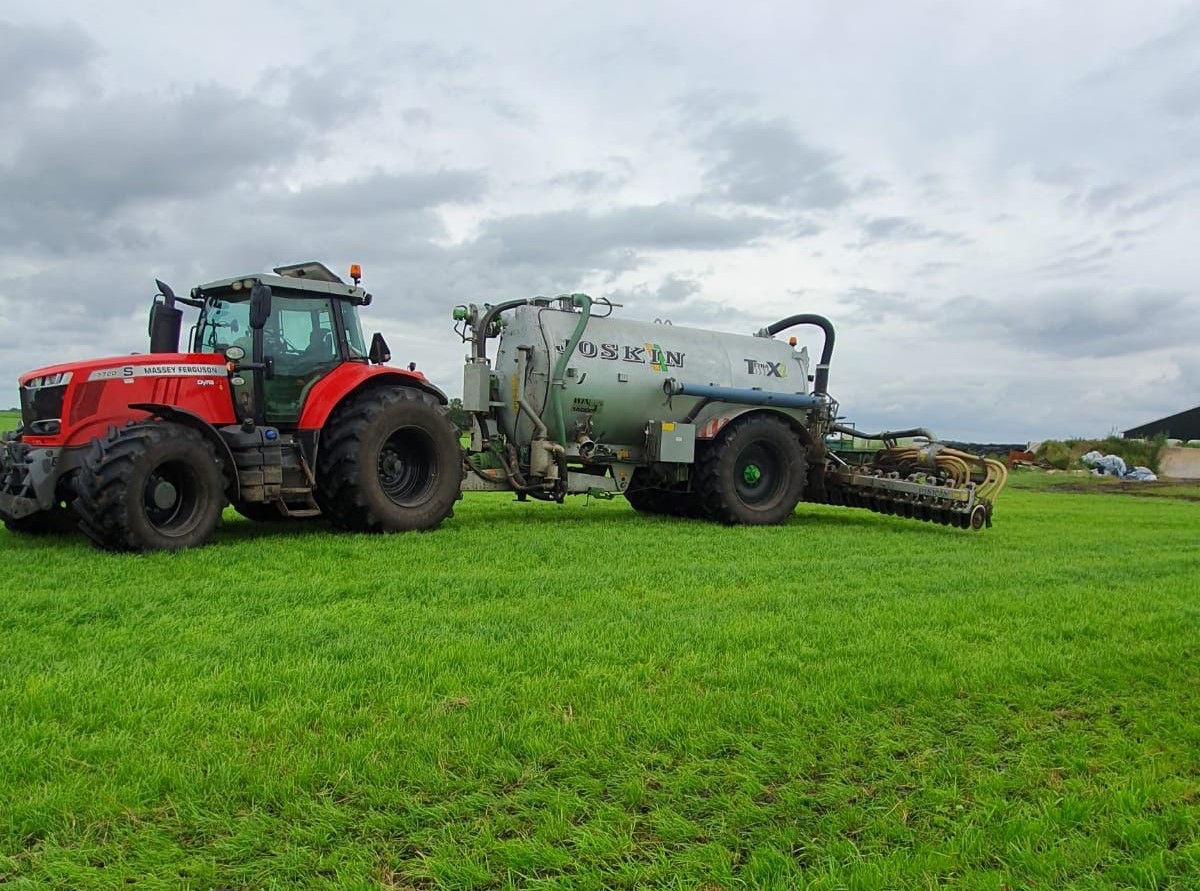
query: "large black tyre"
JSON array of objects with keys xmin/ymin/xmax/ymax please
[
  {"xmin": 73, "ymin": 423, "xmax": 227, "ymax": 552},
  {"xmin": 695, "ymin": 414, "xmax": 806, "ymax": 525},
  {"xmin": 315, "ymin": 386, "xmax": 462, "ymax": 533}
]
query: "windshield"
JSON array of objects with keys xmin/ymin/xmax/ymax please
[
  {"xmin": 195, "ymin": 291, "xmax": 367, "ymax": 358},
  {"xmin": 195, "ymin": 295, "xmax": 250, "ymax": 353}
]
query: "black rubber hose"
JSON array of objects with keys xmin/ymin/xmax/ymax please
[
  {"xmin": 763, "ymin": 314, "xmax": 835, "ymax": 394},
  {"xmin": 830, "ymin": 424, "xmax": 937, "ymax": 442}
]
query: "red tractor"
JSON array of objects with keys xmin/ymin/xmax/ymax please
[{"xmin": 1, "ymin": 263, "xmax": 463, "ymax": 551}]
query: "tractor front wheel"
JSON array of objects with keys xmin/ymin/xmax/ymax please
[
  {"xmin": 695, "ymin": 414, "xmax": 806, "ymax": 525},
  {"xmin": 74, "ymin": 423, "xmax": 227, "ymax": 552},
  {"xmin": 316, "ymin": 387, "xmax": 462, "ymax": 533}
]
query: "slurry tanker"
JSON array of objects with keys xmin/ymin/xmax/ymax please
[{"xmin": 1, "ymin": 262, "xmax": 1005, "ymax": 550}]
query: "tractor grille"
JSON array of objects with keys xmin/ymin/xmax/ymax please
[{"xmin": 20, "ymin": 383, "xmax": 67, "ymax": 432}]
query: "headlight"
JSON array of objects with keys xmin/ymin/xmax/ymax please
[{"xmin": 25, "ymin": 371, "xmax": 72, "ymax": 389}]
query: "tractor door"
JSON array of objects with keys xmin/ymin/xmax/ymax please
[{"xmin": 261, "ymin": 295, "xmax": 342, "ymax": 427}]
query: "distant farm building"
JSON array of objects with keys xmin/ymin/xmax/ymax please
[{"xmin": 1124, "ymin": 406, "xmax": 1200, "ymax": 441}]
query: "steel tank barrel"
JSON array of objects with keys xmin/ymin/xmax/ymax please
[{"xmin": 492, "ymin": 306, "xmax": 812, "ymax": 447}]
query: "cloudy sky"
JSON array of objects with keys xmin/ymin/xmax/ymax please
[{"xmin": 2, "ymin": 1, "xmax": 1197, "ymax": 441}]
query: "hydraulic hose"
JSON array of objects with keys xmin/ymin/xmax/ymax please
[
  {"xmin": 548, "ymin": 294, "xmax": 592, "ymax": 445},
  {"xmin": 761, "ymin": 314, "xmax": 835, "ymax": 395}
]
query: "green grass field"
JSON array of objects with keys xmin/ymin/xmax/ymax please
[
  {"xmin": 1, "ymin": 473, "xmax": 1198, "ymax": 889},
  {"xmin": 0, "ymin": 410, "xmax": 19, "ymax": 432}
]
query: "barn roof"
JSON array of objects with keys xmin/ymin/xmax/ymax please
[{"xmin": 1124, "ymin": 405, "xmax": 1200, "ymax": 440}]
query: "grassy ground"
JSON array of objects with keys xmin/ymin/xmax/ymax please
[
  {"xmin": 0, "ymin": 410, "xmax": 20, "ymax": 432},
  {"xmin": 1, "ymin": 480, "xmax": 1198, "ymax": 889}
]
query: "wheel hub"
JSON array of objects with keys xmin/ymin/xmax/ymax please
[
  {"xmin": 742, "ymin": 463, "xmax": 762, "ymax": 486},
  {"xmin": 377, "ymin": 427, "xmax": 436, "ymax": 506},
  {"xmin": 152, "ymin": 479, "xmax": 178, "ymax": 510}
]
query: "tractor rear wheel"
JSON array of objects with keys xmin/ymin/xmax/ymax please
[
  {"xmin": 695, "ymin": 414, "xmax": 806, "ymax": 525},
  {"xmin": 74, "ymin": 423, "xmax": 227, "ymax": 552},
  {"xmin": 316, "ymin": 387, "xmax": 462, "ymax": 533}
]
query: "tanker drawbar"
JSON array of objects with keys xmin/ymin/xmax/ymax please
[{"xmin": 453, "ymin": 294, "xmax": 1007, "ymax": 530}]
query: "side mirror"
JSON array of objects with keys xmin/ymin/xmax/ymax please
[
  {"xmin": 249, "ymin": 282, "xmax": 273, "ymax": 330},
  {"xmin": 369, "ymin": 332, "xmax": 391, "ymax": 365}
]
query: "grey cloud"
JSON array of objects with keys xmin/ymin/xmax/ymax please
[
  {"xmin": 836, "ymin": 287, "xmax": 913, "ymax": 325},
  {"xmin": 1036, "ymin": 245, "xmax": 1113, "ymax": 277},
  {"xmin": 1117, "ymin": 180, "xmax": 1200, "ymax": 215},
  {"xmin": 600, "ymin": 277, "xmax": 761, "ymax": 332},
  {"xmin": 401, "ymin": 107, "xmax": 434, "ymax": 127},
  {"xmin": 856, "ymin": 216, "xmax": 970, "ymax": 248},
  {"xmin": 261, "ymin": 63, "xmax": 383, "ymax": 127},
  {"xmin": 672, "ymin": 88, "xmax": 757, "ymax": 124},
  {"xmin": 913, "ymin": 261, "xmax": 960, "ymax": 278},
  {"xmin": 0, "ymin": 21, "xmax": 97, "ymax": 107},
  {"xmin": 284, "ymin": 169, "xmax": 488, "ymax": 215},
  {"xmin": 1163, "ymin": 70, "xmax": 1200, "ymax": 117},
  {"xmin": 469, "ymin": 203, "xmax": 776, "ymax": 270},
  {"xmin": 962, "ymin": 289, "xmax": 1197, "ymax": 358},
  {"xmin": 603, "ymin": 275, "xmax": 702, "ymax": 310},
  {"xmin": 1033, "ymin": 165, "xmax": 1087, "ymax": 187},
  {"xmin": 1083, "ymin": 182, "xmax": 1134, "ymax": 211},
  {"xmin": 0, "ymin": 85, "xmax": 310, "ymax": 253},
  {"xmin": 548, "ymin": 170, "xmax": 610, "ymax": 192},
  {"xmin": 837, "ymin": 286, "xmax": 1197, "ymax": 360},
  {"xmin": 1060, "ymin": 177, "xmax": 1195, "ymax": 219},
  {"xmin": 695, "ymin": 117, "xmax": 852, "ymax": 210},
  {"xmin": 546, "ymin": 164, "xmax": 632, "ymax": 194},
  {"xmin": 1123, "ymin": 6, "xmax": 1200, "ymax": 66}
]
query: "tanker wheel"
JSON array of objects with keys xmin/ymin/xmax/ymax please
[
  {"xmin": 696, "ymin": 414, "xmax": 806, "ymax": 525},
  {"xmin": 316, "ymin": 386, "xmax": 462, "ymax": 533},
  {"xmin": 73, "ymin": 423, "xmax": 227, "ymax": 552}
]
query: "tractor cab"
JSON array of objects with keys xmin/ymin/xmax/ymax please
[{"xmin": 187, "ymin": 262, "xmax": 383, "ymax": 428}]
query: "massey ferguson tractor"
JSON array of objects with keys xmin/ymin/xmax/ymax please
[
  {"xmin": 1, "ymin": 261, "xmax": 1007, "ymax": 552},
  {"xmin": 1, "ymin": 263, "xmax": 463, "ymax": 550}
]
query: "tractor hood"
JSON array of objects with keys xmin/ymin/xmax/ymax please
[
  {"xmin": 18, "ymin": 353, "xmax": 226, "ymax": 388},
  {"xmin": 17, "ymin": 353, "xmax": 236, "ymax": 447}
]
